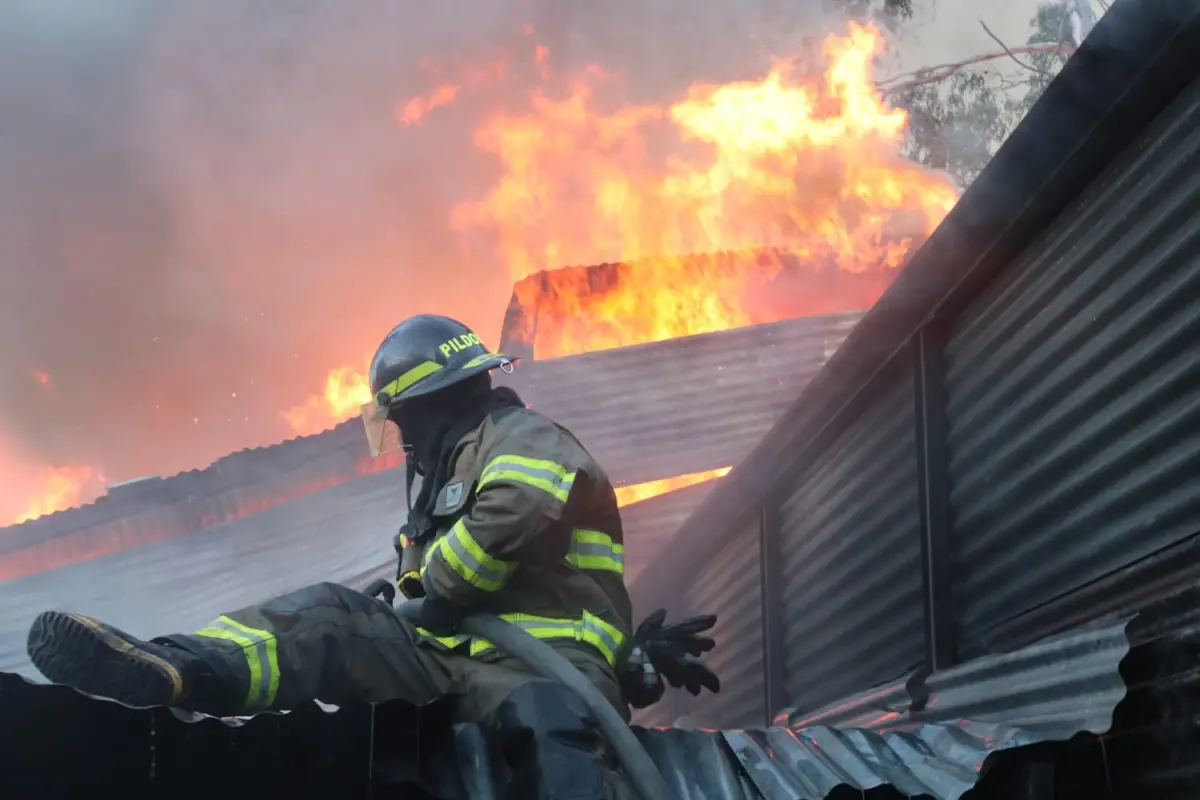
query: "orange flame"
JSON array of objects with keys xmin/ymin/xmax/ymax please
[
  {"xmin": 280, "ymin": 365, "xmax": 372, "ymax": 435},
  {"xmin": 301, "ymin": 21, "xmax": 959, "ymax": 426},
  {"xmin": 615, "ymin": 467, "xmax": 732, "ymax": 507},
  {"xmin": 451, "ymin": 22, "xmax": 958, "ymax": 358},
  {"xmin": 32, "ymin": 370, "xmax": 52, "ymax": 387},
  {"xmin": 397, "ymin": 56, "xmax": 509, "ymax": 126},
  {"xmin": 12, "ymin": 465, "xmax": 96, "ymax": 524},
  {"xmin": 397, "ymin": 84, "xmax": 460, "ymax": 126}
]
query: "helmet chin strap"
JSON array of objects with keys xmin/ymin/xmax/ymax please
[{"xmin": 404, "ymin": 446, "xmax": 419, "ymax": 514}]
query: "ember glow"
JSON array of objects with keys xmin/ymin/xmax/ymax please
[
  {"xmin": 396, "ymin": 57, "xmax": 508, "ymax": 127},
  {"xmin": 281, "ymin": 365, "xmax": 373, "ymax": 437},
  {"xmin": 397, "ymin": 84, "xmax": 460, "ymax": 126},
  {"xmin": 615, "ymin": 467, "xmax": 733, "ymax": 508},
  {"xmin": 0, "ymin": 393, "xmax": 103, "ymax": 525},
  {"xmin": 292, "ymin": 21, "xmax": 958, "ymax": 431},
  {"xmin": 12, "ymin": 465, "xmax": 96, "ymax": 525}
]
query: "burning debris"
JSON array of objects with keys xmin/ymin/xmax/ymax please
[
  {"xmin": 497, "ymin": 249, "xmax": 901, "ymax": 360},
  {"xmin": 614, "ymin": 468, "xmax": 733, "ymax": 508},
  {"xmin": 283, "ymin": 21, "xmax": 958, "ymax": 436},
  {"xmin": 4, "ymin": 19, "xmax": 959, "ymax": 523},
  {"xmin": 10, "ymin": 465, "xmax": 96, "ymax": 526}
]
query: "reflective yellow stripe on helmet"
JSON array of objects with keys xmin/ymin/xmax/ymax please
[
  {"xmin": 192, "ymin": 615, "xmax": 280, "ymax": 710},
  {"xmin": 566, "ymin": 528, "xmax": 624, "ymax": 575},
  {"xmin": 378, "ymin": 360, "xmax": 443, "ymax": 402},
  {"xmin": 416, "ymin": 611, "xmax": 625, "ymax": 665},
  {"xmin": 479, "ymin": 455, "xmax": 576, "ymax": 503}
]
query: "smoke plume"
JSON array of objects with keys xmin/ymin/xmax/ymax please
[{"xmin": 0, "ymin": 0, "xmax": 1049, "ymax": 521}]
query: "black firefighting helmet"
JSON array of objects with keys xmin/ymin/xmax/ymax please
[{"xmin": 362, "ymin": 315, "xmax": 515, "ymax": 456}]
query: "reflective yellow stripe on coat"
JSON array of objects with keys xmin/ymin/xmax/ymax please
[
  {"xmin": 416, "ymin": 611, "xmax": 625, "ymax": 665},
  {"xmin": 566, "ymin": 528, "xmax": 624, "ymax": 575},
  {"xmin": 192, "ymin": 615, "xmax": 281, "ymax": 710},
  {"xmin": 435, "ymin": 518, "xmax": 517, "ymax": 591},
  {"xmin": 420, "ymin": 526, "xmax": 624, "ymax": 583},
  {"xmin": 479, "ymin": 454, "xmax": 577, "ymax": 503}
]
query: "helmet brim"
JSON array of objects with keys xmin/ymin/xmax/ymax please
[
  {"xmin": 384, "ymin": 353, "xmax": 517, "ymax": 405},
  {"xmin": 362, "ymin": 353, "xmax": 517, "ymax": 458}
]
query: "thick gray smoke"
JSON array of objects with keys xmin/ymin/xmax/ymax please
[
  {"xmin": 0, "ymin": 0, "xmax": 1047, "ymax": 510},
  {"xmin": 0, "ymin": 1, "xmax": 783, "ymax": 486}
]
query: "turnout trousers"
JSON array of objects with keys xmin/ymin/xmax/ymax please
[{"xmin": 168, "ymin": 581, "xmax": 633, "ymax": 800}]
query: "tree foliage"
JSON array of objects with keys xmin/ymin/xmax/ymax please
[{"xmin": 890, "ymin": 2, "xmax": 1082, "ymax": 187}]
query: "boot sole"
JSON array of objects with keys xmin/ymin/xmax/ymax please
[{"xmin": 27, "ymin": 611, "xmax": 183, "ymax": 707}]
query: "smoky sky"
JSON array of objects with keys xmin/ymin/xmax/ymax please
[{"xmin": 0, "ymin": 0, "xmax": 838, "ymax": 486}]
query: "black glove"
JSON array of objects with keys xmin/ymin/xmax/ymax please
[
  {"xmin": 397, "ymin": 570, "xmax": 426, "ymax": 600},
  {"xmin": 416, "ymin": 591, "xmax": 464, "ymax": 637},
  {"xmin": 635, "ymin": 609, "xmax": 721, "ymax": 697},
  {"xmin": 363, "ymin": 578, "xmax": 396, "ymax": 606},
  {"xmin": 616, "ymin": 643, "xmax": 666, "ymax": 709}
]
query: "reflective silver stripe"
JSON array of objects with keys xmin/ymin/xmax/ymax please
[
  {"xmin": 472, "ymin": 613, "xmax": 625, "ymax": 664},
  {"xmin": 439, "ymin": 520, "xmax": 515, "ymax": 591},
  {"xmin": 566, "ymin": 529, "xmax": 625, "ymax": 573},
  {"xmin": 196, "ymin": 617, "xmax": 276, "ymax": 709},
  {"xmin": 414, "ymin": 611, "xmax": 627, "ymax": 665},
  {"xmin": 580, "ymin": 612, "xmax": 624, "ymax": 663},
  {"xmin": 569, "ymin": 541, "xmax": 621, "ymax": 560},
  {"xmin": 483, "ymin": 461, "xmax": 568, "ymax": 486},
  {"xmin": 479, "ymin": 456, "xmax": 576, "ymax": 503}
]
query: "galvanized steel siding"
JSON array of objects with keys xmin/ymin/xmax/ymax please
[
  {"xmin": 505, "ymin": 312, "xmax": 863, "ymax": 486},
  {"xmin": 944, "ymin": 78, "xmax": 1200, "ymax": 655},
  {"xmin": 621, "ymin": 482, "xmax": 718, "ymax": 586},
  {"xmin": 673, "ymin": 514, "xmax": 765, "ymax": 729},
  {"xmin": 776, "ymin": 370, "xmax": 924, "ymax": 715}
]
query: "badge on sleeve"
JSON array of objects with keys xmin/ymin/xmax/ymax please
[{"xmin": 434, "ymin": 479, "xmax": 474, "ymax": 517}]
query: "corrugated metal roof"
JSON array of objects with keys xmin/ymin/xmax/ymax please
[
  {"xmin": 0, "ymin": 469, "xmax": 406, "ymax": 677},
  {"xmin": 10, "ymin": 596, "xmax": 1200, "ymax": 798},
  {"xmin": 0, "ymin": 417, "xmax": 373, "ymax": 539},
  {"xmin": 503, "ymin": 311, "xmax": 864, "ymax": 487},
  {"xmin": 782, "ymin": 615, "xmax": 1130, "ymax": 736},
  {"xmin": 3, "ymin": 309, "xmax": 860, "ymax": 577},
  {"xmin": 0, "ymin": 469, "xmax": 712, "ymax": 678}
]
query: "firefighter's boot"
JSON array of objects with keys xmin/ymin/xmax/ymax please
[{"xmin": 27, "ymin": 610, "xmax": 234, "ymax": 713}]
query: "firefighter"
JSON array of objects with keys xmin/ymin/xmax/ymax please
[{"xmin": 26, "ymin": 314, "xmax": 719, "ymax": 799}]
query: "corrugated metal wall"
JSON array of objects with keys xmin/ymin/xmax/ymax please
[
  {"xmin": 505, "ymin": 312, "xmax": 863, "ymax": 486},
  {"xmin": 945, "ymin": 78, "xmax": 1200, "ymax": 657},
  {"xmin": 621, "ymin": 482, "xmax": 719, "ymax": 586},
  {"xmin": 673, "ymin": 514, "xmax": 765, "ymax": 729},
  {"xmin": 774, "ymin": 369, "xmax": 924, "ymax": 715},
  {"xmin": 624, "ymin": 25, "xmax": 1200, "ymax": 732}
]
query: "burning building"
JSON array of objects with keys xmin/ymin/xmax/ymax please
[
  {"xmin": 0, "ymin": 251, "xmax": 869, "ymax": 675},
  {"xmin": 13, "ymin": 8, "xmax": 1200, "ymax": 797},
  {"xmin": 0, "ymin": 16, "xmax": 961, "ymax": 660}
]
